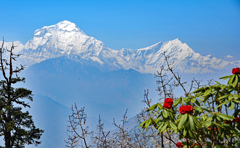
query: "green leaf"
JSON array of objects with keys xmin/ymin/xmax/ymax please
[
  {"xmin": 188, "ymin": 130, "xmax": 194, "ymax": 138},
  {"xmin": 183, "ymin": 128, "xmax": 187, "ymax": 136},
  {"xmin": 185, "ymin": 119, "xmax": 190, "ymax": 130},
  {"xmin": 215, "ymin": 81, "xmax": 222, "ymax": 85},
  {"xmin": 169, "ymin": 112, "xmax": 174, "ymax": 120},
  {"xmin": 189, "ymin": 115, "xmax": 195, "ymax": 130},
  {"xmin": 178, "ymin": 114, "xmax": 188, "ymax": 129},
  {"xmin": 157, "ymin": 103, "xmax": 163, "ymax": 109},
  {"xmin": 195, "ymin": 99, "xmax": 200, "ymax": 106},
  {"xmin": 233, "ymin": 75, "xmax": 239, "ymax": 88},
  {"xmin": 157, "ymin": 122, "xmax": 164, "ymax": 131},
  {"xmin": 152, "ymin": 109, "xmax": 161, "ymax": 117},
  {"xmin": 191, "ymin": 97, "xmax": 196, "ymax": 103},
  {"xmin": 218, "ymin": 95, "xmax": 228, "ymax": 101},
  {"xmin": 173, "ymin": 98, "xmax": 181, "ymax": 107},
  {"xmin": 213, "ymin": 122, "xmax": 224, "ymax": 128},
  {"xmin": 145, "ymin": 119, "xmax": 152, "ymax": 127},
  {"xmin": 147, "ymin": 103, "xmax": 158, "ymax": 111},
  {"xmin": 170, "ymin": 122, "xmax": 177, "ymax": 130},
  {"xmin": 229, "ymin": 101, "xmax": 235, "ymax": 110},
  {"xmin": 233, "ymin": 100, "xmax": 240, "ymax": 104},
  {"xmin": 215, "ymin": 100, "xmax": 229, "ymax": 109},
  {"xmin": 162, "ymin": 109, "xmax": 168, "ymax": 118},
  {"xmin": 228, "ymin": 75, "xmax": 235, "ymax": 85},
  {"xmin": 228, "ymin": 95, "xmax": 233, "ymax": 101},
  {"xmin": 204, "ymin": 89, "xmax": 211, "ymax": 96},
  {"xmin": 205, "ymin": 121, "xmax": 212, "ymax": 127},
  {"xmin": 139, "ymin": 120, "xmax": 147, "ymax": 128},
  {"xmin": 160, "ymin": 122, "xmax": 168, "ymax": 133},
  {"xmin": 202, "ymin": 114, "xmax": 208, "ymax": 120},
  {"xmin": 202, "ymin": 107, "xmax": 211, "ymax": 112},
  {"xmin": 192, "ymin": 87, "xmax": 204, "ymax": 93},
  {"xmin": 216, "ymin": 116, "xmax": 221, "ymax": 121},
  {"xmin": 219, "ymin": 75, "xmax": 232, "ymax": 80},
  {"xmin": 217, "ymin": 113, "xmax": 232, "ymax": 120},
  {"xmin": 192, "ymin": 116, "xmax": 201, "ymax": 127},
  {"xmin": 233, "ymin": 94, "xmax": 240, "ymax": 100}
]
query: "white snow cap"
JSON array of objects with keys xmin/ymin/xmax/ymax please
[
  {"xmin": 34, "ymin": 20, "xmax": 86, "ymax": 37},
  {"xmin": 53, "ymin": 20, "xmax": 86, "ymax": 33},
  {"xmin": 4, "ymin": 20, "xmax": 239, "ymax": 74}
]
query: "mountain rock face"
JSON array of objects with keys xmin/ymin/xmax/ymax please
[{"xmin": 4, "ymin": 20, "xmax": 239, "ymax": 73}]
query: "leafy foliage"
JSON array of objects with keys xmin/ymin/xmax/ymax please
[
  {"xmin": 0, "ymin": 40, "xmax": 44, "ymax": 147},
  {"xmin": 140, "ymin": 68, "xmax": 240, "ymax": 147}
]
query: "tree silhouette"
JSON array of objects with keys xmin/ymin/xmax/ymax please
[{"xmin": 0, "ymin": 40, "xmax": 44, "ymax": 148}]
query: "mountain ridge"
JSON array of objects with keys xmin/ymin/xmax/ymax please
[{"xmin": 2, "ymin": 20, "xmax": 239, "ymax": 73}]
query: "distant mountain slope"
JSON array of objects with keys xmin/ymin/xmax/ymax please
[
  {"xmin": 2, "ymin": 20, "xmax": 239, "ymax": 74},
  {"xmin": 23, "ymin": 56, "xmax": 158, "ymax": 126}
]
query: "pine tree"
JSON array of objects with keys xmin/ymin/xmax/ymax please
[{"xmin": 0, "ymin": 40, "xmax": 44, "ymax": 148}]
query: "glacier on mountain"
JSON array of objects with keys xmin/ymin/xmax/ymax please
[{"xmin": 3, "ymin": 20, "xmax": 239, "ymax": 74}]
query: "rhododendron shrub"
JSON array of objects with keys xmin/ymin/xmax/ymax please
[{"xmin": 140, "ymin": 67, "xmax": 240, "ymax": 148}]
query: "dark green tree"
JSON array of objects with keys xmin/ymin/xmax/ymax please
[{"xmin": 0, "ymin": 40, "xmax": 44, "ymax": 148}]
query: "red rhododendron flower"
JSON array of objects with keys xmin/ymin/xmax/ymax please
[
  {"xmin": 163, "ymin": 98, "xmax": 173, "ymax": 109},
  {"xmin": 179, "ymin": 106, "xmax": 186, "ymax": 114},
  {"xmin": 179, "ymin": 105, "xmax": 193, "ymax": 114},
  {"xmin": 163, "ymin": 103, "xmax": 171, "ymax": 109},
  {"xmin": 234, "ymin": 117, "xmax": 240, "ymax": 123},
  {"xmin": 176, "ymin": 142, "xmax": 183, "ymax": 147},
  {"xmin": 232, "ymin": 68, "xmax": 240, "ymax": 74}
]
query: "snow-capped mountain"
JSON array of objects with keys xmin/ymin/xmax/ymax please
[
  {"xmin": 0, "ymin": 40, "xmax": 24, "ymax": 54},
  {"xmin": 4, "ymin": 20, "xmax": 239, "ymax": 73},
  {"xmin": 18, "ymin": 20, "xmax": 108, "ymax": 66}
]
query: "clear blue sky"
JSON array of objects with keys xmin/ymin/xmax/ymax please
[{"xmin": 0, "ymin": 0, "xmax": 240, "ymax": 59}]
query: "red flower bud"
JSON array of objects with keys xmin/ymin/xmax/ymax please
[
  {"xmin": 176, "ymin": 142, "xmax": 183, "ymax": 147},
  {"xmin": 179, "ymin": 105, "xmax": 193, "ymax": 114},
  {"xmin": 163, "ymin": 98, "xmax": 173, "ymax": 109},
  {"xmin": 232, "ymin": 68, "xmax": 240, "ymax": 74}
]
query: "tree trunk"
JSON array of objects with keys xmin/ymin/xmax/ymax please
[
  {"xmin": 5, "ymin": 131, "xmax": 11, "ymax": 148},
  {"xmin": 161, "ymin": 133, "xmax": 164, "ymax": 148}
]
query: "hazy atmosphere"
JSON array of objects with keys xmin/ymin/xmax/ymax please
[{"xmin": 0, "ymin": 0, "xmax": 240, "ymax": 148}]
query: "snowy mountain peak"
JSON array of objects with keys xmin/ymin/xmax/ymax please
[
  {"xmin": 24, "ymin": 20, "xmax": 99, "ymax": 50},
  {"xmin": 163, "ymin": 38, "xmax": 184, "ymax": 46},
  {"xmin": 33, "ymin": 20, "xmax": 86, "ymax": 37},
  {"xmin": 21, "ymin": 21, "xmax": 105, "ymax": 65},
  {"xmin": 52, "ymin": 20, "xmax": 85, "ymax": 34},
  {"xmin": 171, "ymin": 38, "xmax": 180, "ymax": 42},
  {"xmin": 5, "ymin": 20, "xmax": 238, "ymax": 74}
]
